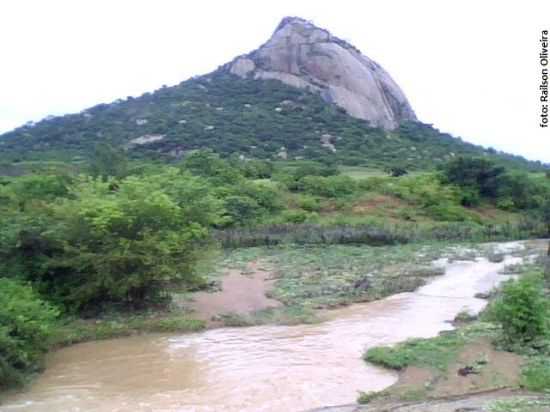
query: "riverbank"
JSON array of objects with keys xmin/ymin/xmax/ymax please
[
  {"xmin": 329, "ymin": 240, "xmax": 550, "ymax": 412},
  {"xmin": 52, "ymin": 239, "xmax": 532, "ymax": 346},
  {"xmin": 3, "ymin": 240, "xmax": 545, "ymax": 411}
]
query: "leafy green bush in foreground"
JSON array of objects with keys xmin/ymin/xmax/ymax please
[
  {"xmin": 520, "ymin": 357, "xmax": 550, "ymax": 391},
  {"xmin": 1, "ymin": 168, "xmax": 223, "ymax": 312},
  {"xmin": 488, "ymin": 273, "xmax": 549, "ymax": 346},
  {"xmin": 0, "ymin": 278, "xmax": 59, "ymax": 389}
]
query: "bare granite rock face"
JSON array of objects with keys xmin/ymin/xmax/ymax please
[{"xmin": 225, "ymin": 17, "xmax": 417, "ymax": 130}]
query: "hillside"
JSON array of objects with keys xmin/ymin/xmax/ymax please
[
  {"xmin": 0, "ymin": 17, "xmax": 545, "ymax": 172},
  {"xmin": 0, "ymin": 73, "xmax": 543, "ymax": 171}
]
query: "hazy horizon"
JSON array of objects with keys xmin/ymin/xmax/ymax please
[{"xmin": 1, "ymin": 0, "xmax": 549, "ymax": 162}]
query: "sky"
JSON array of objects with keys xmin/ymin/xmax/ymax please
[{"xmin": 1, "ymin": 0, "xmax": 549, "ymax": 162}]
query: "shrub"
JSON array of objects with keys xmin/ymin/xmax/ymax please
[
  {"xmin": 88, "ymin": 143, "xmax": 128, "ymax": 180},
  {"xmin": 387, "ymin": 166, "xmax": 408, "ymax": 177},
  {"xmin": 7, "ymin": 169, "xmax": 222, "ymax": 312},
  {"xmin": 440, "ymin": 157, "xmax": 506, "ymax": 199},
  {"xmin": 182, "ymin": 150, "xmax": 243, "ymax": 185},
  {"xmin": 281, "ymin": 210, "xmax": 312, "ymax": 224},
  {"xmin": 239, "ymin": 160, "xmax": 274, "ymax": 179},
  {"xmin": 489, "ymin": 274, "xmax": 548, "ymax": 345},
  {"xmin": 292, "ymin": 163, "xmax": 340, "ymax": 179},
  {"xmin": 520, "ymin": 357, "xmax": 550, "ymax": 391},
  {"xmin": 223, "ymin": 195, "xmax": 262, "ymax": 225},
  {"xmin": 0, "ymin": 278, "xmax": 59, "ymax": 389},
  {"xmin": 460, "ymin": 190, "xmax": 481, "ymax": 207},
  {"xmin": 221, "ymin": 182, "xmax": 283, "ymax": 226},
  {"xmin": 296, "ymin": 195, "xmax": 321, "ymax": 212},
  {"xmin": 424, "ymin": 203, "xmax": 471, "ymax": 222},
  {"xmin": 301, "ymin": 175, "xmax": 356, "ymax": 197}
]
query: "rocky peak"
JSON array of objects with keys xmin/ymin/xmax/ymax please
[{"xmin": 226, "ymin": 17, "xmax": 416, "ymax": 130}]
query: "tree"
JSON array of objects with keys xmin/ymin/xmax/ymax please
[
  {"xmin": 440, "ymin": 157, "xmax": 505, "ymax": 199},
  {"xmin": 0, "ymin": 278, "xmax": 58, "ymax": 389},
  {"xmin": 540, "ymin": 198, "xmax": 550, "ymax": 236},
  {"xmin": 387, "ymin": 166, "xmax": 408, "ymax": 177},
  {"xmin": 181, "ymin": 150, "xmax": 243, "ymax": 185},
  {"xmin": 88, "ymin": 143, "xmax": 128, "ymax": 181},
  {"xmin": 538, "ymin": 198, "xmax": 550, "ymax": 277},
  {"xmin": 490, "ymin": 274, "xmax": 548, "ymax": 345},
  {"xmin": 8, "ymin": 174, "xmax": 71, "ymax": 211},
  {"xmin": 223, "ymin": 195, "xmax": 261, "ymax": 225},
  {"xmin": 8, "ymin": 169, "xmax": 223, "ymax": 312}
]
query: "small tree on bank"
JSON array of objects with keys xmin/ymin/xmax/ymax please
[{"xmin": 490, "ymin": 274, "xmax": 548, "ymax": 346}]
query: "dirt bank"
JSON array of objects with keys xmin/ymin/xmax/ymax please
[
  {"xmin": 311, "ymin": 391, "xmax": 549, "ymax": 412},
  {"xmin": 310, "ymin": 331, "xmax": 544, "ymax": 412},
  {"xmin": 182, "ymin": 260, "xmax": 281, "ymax": 324}
]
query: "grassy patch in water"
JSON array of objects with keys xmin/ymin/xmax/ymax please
[
  {"xmin": 220, "ymin": 241, "xmax": 487, "ymax": 311},
  {"xmin": 218, "ymin": 305, "xmax": 320, "ymax": 327},
  {"xmin": 365, "ymin": 333, "xmax": 466, "ymax": 371},
  {"xmin": 364, "ymin": 323, "xmax": 499, "ymax": 371},
  {"xmin": 53, "ymin": 314, "xmax": 206, "ymax": 346}
]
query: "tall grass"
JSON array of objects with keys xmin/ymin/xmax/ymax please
[{"xmin": 215, "ymin": 219, "xmax": 546, "ymax": 248}]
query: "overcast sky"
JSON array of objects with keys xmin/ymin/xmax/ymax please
[{"xmin": 1, "ymin": 1, "xmax": 549, "ymax": 162}]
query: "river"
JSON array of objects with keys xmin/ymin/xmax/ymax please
[{"xmin": 1, "ymin": 242, "xmax": 532, "ymax": 412}]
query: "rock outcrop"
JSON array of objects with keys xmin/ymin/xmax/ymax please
[{"xmin": 225, "ymin": 17, "xmax": 417, "ymax": 130}]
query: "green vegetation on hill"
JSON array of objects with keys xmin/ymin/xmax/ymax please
[{"xmin": 0, "ymin": 73, "xmax": 545, "ymax": 172}]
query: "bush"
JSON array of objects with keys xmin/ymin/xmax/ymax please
[
  {"xmin": 424, "ymin": 203, "xmax": 471, "ymax": 222},
  {"xmin": 387, "ymin": 166, "xmax": 408, "ymax": 177},
  {"xmin": 6, "ymin": 169, "xmax": 222, "ymax": 312},
  {"xmin": 296, "ymin": 195, "xmax": 321, "ymax": 212},
  {"xmin": 292, "ymin": 163, "xmax": 340, "ymax": 179},
  {"xmin": 440, "ymin": 157, "xmax": 506, "ymax": 199},
  {"xmin": 489, "ymin": 274, "xmax": 548, "ymax": 345},
  {"xmin": 301, "ymin": 175, "xmax": 356, "ymax": 197},
  {"xmin": 520, "ymin": 357, "xmax": 550, "ymax": 391},
  {"xmin": 281, "ymin": 210, "xmax": 312, "ymax": 224},
  {"xmin": 460, "ymin": 190, "xmax": 481, "ymax": 207},
  {"xmin": 223, "ymin": 195, "xmax": 262, "ymax": 225},
  {"xmin": 221, "ymin": 182, "xmax": 283, "ymax": 226},
  {"xmin": 0, "ymin": 278, "xmax": 59, "ymax": 389}
]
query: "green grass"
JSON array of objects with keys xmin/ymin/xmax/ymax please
[
  {"xmin": 338, "ymin": 166, "xmax": 430, "ymax": 180},
  {"xmin": 53, "ymin": 314, "xmax": 206, "ymax": 346},
  {"xmin": 221, "ymin": 243, "xmax": 447, "ymax": 309},
  {"xmin": 357, "ymin": 390, "xmax": 388, "ymax": 404},
  {"xmin": 520, "ymin": 357, "xmax": 550, "ymax": 391},
  {"xmin": 218, "ymin": 241, "xmax": 505, "ymax": 311},
  {"xmin": 488, "ymin": 397, "xmax": 550, "ymax": 412},
  {"xmin": 365, "ymin": 333, "xmax": 466, "ymax": 371},
  {"xmin": 364, "ymin": 323, "xmax": 499, "ymax": 371},
  {"xmin": 338, "ymin": 166, "xmax": 386, "ymax": 179},
  {"xmin": 218, "ymin": 305, "xmax": 320, "ymax": 327}
]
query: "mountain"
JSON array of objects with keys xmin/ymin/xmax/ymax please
[
  {"xmin": 225, "ymin": 17, "xmax": 416, "ymax": 129},
  {"xmin": 0, "ymin": 17, "xmax": 544, "ymax": 171}
]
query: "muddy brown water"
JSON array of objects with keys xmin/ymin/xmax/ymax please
[{"xmin": 1, "ymin": 244, "xmax": 529, "ymax": 412}]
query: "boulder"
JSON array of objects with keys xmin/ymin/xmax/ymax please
[{"xmin": 225, "ymin": 17, "xmax": 416, "ymax": 130}]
